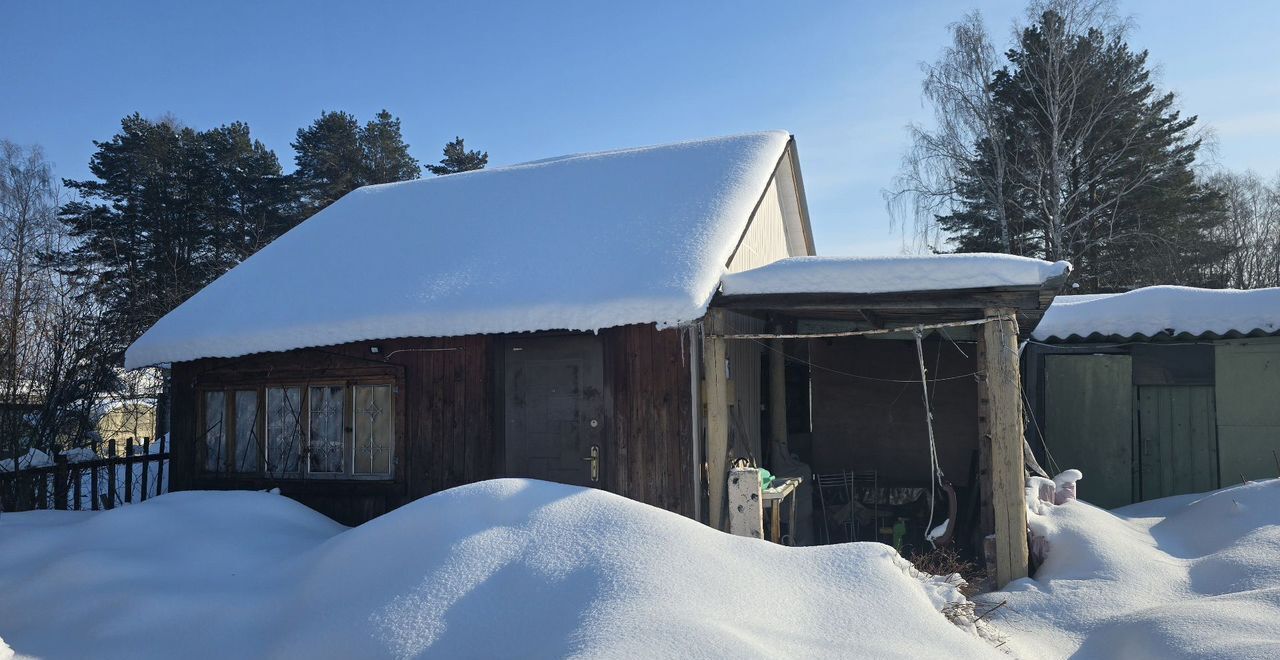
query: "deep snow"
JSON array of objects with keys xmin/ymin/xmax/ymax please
[
  {"xmin": 719, "ymin": 253, "xmax": 1070, "ymax": 296},
  {"xmin": 1032, "ymin": 285, "xmax": 1280, "ymax": 340},
  {"xmin": 125, "ymin": 132, "xmax": 793, "ymax": 369},
  {"xmin": 0, "ymin": 480, "xmax": 999, "ymax": 659},
  {"xmin": 993, "ymin": 478, "xmax": 1280, "ymax": 659}
]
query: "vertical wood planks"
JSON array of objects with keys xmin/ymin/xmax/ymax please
[{"xmin": 981, "ymin": 309, "xmax": 1029, "ymax": 587}]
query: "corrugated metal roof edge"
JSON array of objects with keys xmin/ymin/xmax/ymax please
[{"xmin": 1034, "ymin": 327, "xmax": 1280, "ymax": 344}]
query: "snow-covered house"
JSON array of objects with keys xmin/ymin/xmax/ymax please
[
  {"xmin": 126, "ymin": 131, "xmax": 1067, "ymax": 587},
  {"xmin": 1025, "ymin": 286, "xmax": 1280, "ymax": 509},
  {"xmin": 126, "ymin": 131, "xmax": 815, "ymax": 526}
]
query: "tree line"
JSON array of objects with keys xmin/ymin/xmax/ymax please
[
  {"xmin": 889, "ymin": 0, "xmax": 1278, "ymax": 292},
  {"xmin": 1, "ymin": 110, "xmax": 486, "ymax": 469}
]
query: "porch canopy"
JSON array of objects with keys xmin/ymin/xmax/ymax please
[
  {"xmin": 715, "ymin": 254, "xmax": 1070, "ymax": 335},
  {"xmin": 705, "ymin": 254, "xmax": 1070, "ymax": 587}
]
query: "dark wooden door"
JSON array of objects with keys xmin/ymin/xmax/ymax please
[{"xmin": 503, "ymin": 335, "xmax": 604, "ymax": 487}]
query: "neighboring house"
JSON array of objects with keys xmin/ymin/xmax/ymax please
[
  {"xmin": 1025, "ymin": 286, "xmax": 1280, "ymax": 509},
  {"xmin": 127, "ymin": 131, "xmax": 1064, "ymax": 587}
]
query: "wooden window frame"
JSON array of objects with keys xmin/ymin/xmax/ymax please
[{"xmin": 196, "ymin": 377, "xmax": 397, "ymax": 482}]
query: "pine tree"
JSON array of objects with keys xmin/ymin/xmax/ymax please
[
  {"xmin": 361, "ymin": 110, "xmax": 420, "ymax": 185},
  {"xmin": 291, "ymin": 111, "xmax": 363, "ymax": 217},
  {"xmin": 59, "ymin": 114, "xmax": 297, "ymax": 356},
  {"xmin": 426, "ymin": 137, "xmax": 488, "ymax": 175}
]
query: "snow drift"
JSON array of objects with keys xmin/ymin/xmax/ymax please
[
  {"xmin": 994, "ymin": 479, "xmax": 1280, "ymax": 660},
  {"xmin": 0, "ymin": 480, "xmax": 999, "ymax": 659}
]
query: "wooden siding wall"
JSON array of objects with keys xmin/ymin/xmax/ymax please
[
  {"xmin": 170, "ymin": 326, "xmax": 694, "ymax": 524},
  {"xmin": 601, "ymin": 325, "xmax": 694, "ymax": 517},
  {"xmin": 727, "ymin": 177, "xmax": 789, "ymax": 273},
  {"xmin": 171, "ymin": 336, "xmax": 496, "ymax": 525},
  {"xmin": 810, "ymin": 337, "xmax": 980, "ymax": 485}
]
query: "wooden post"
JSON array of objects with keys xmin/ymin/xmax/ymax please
[
  {"xmin": 124, "ymin": 438, "xmax": 134, "ymax": 504},
  {"xmin": 156, "ymin": 435, "xmax": 166, "ymax": 498},
  {"xmin": 140, "ymin": 437, "xmax": 150, "ymax": 502},
  {"xmin": 90, "ymin": 456, "xmax": 99, "ymax": 511},
  {"xmin": 769, "ymin": 338, "xmax": 788, "ymax": 456},
  {"xmin": 703, "ymin": 309, "xmax": 731, "ymax": 531},
  {"xmin": 53, "ymin": 454, "xmax": 68, "ymax": 510},
  {"xmin": 980, "ymin": 308, "xmax": 1030, "ymax": 587},
  {"xmin": 72, "ymin": 464, "xmax": 82, "ymax": 511},
  {"xmin": 106, "ymin": 439, "xmax": 117, "ymax": 510},
  {"xmin": 727, "ymin": 466, "xmax": 764, "ymax": 539}
]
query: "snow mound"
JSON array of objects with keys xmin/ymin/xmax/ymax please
[
  {"xmin": 993, "ymin": 479, "xmax": 1280, "ymax": 660},
  {"xmin": 125, "ymin": 132, "xmax": 793, "ymax": 368},
  {"xmin": 0, "ymin": 480, "xmax": 1000, "ymax": 659},
  {"xmin": 719, "ymin": 253, "xmax": 1070, "ymax": 296},
  {"xmin": 1033, "ymin": 285, "xmax": 1280, "ymax": 340}
]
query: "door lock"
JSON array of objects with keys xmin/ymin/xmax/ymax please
[{"xmin": 582, "ymin": 444, "xmax": 600, "ymax": 483}]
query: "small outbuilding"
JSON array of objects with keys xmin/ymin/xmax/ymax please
[
  {"xmin": 1025, "ymin": 286, "xmax": 1280, "ymax": 509},
  {"xmin": 127, "ymin": 131, "xmax": 815, "ymax": 526}
]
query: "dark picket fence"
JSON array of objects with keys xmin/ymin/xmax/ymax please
[{"xmin": 0, "ymin": 437, "xmax": 169, "ymax": 512}]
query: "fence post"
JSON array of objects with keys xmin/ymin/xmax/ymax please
[
  {"xmin": 72, "ymin": 463, "xmax": 82, "ymax": 511},
  {"xmin": 124, "ymin": 438, "xmax": 134, "ymax": 504},
  {"xmin": 54, "ymin": 454, "xmax": 68, "ymax": 511},
  {"xmin": 90, "ymin": 455, "xmax": 100, "ymax": 514},
  {"xmin": 156, "ymin": 435, "xmax": 167, "ymax": 497},
  {"xmin": 140, "ymin": 437, "xmax": 150, "ymax": 502},
  {"xmin": 105, "ymin": 439, "xmax": 117, "ymax": 510}
]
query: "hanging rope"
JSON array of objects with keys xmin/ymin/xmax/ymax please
[{"xmin": 914, "ymin": 325, "xmax": 947, "ymax": 548}]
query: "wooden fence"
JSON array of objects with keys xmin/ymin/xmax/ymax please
[{"xmin": 0, "ymin": 437, "xmax": 169, "ymax": 512}]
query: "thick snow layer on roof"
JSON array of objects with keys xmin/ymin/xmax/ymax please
[
  {"xmin": 719, "ymin": 253, "xmax": 1070, "ymax": 296},
  {"xmin": 994, "ymin": 479, "xmax": 1280, "ymax": 659},
  {"xmin": 1032, "ymin": 285, "xmax": 1280, "ymax": 340},
  {"xmin": 124, "ymin": 131, "xmax": 792, "ymax": 368},
  {"xmin": 0, "ymin": 480, "xmax": 1002, "ymax": 659}
]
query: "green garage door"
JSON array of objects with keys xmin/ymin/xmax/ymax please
[
  {"xmin": 1215, "ymin": 340, "xmax": 1280, "ymax": 485},
  {"xmin": 1137, "ymin": 385, "xmax": 1218, "ymax": 500},
  {"xmin": 1044, "ymin": 354, "xmax": 1134, "ymax": 509}
]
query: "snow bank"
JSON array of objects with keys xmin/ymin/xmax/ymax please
[
  {"xmin": 125, "ymin": 132, "xmax": 793, "ymax": 369},
  {"xmin": 720, "ymin": 253, "xmax": 1069, "ymax": 296},
  {"xmin": 0, "ymin": 480, "xmax": 1000, "ymax": 659},
  {"xmin": 1033, "ymin": 285, "xmax": 1280, "ymax": 340},
  {"xmin": 992, "ymin": 479, "xmax": 1280, "ymax": 659}
]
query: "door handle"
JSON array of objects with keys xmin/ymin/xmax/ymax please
[{"xmin": 582, "ymin": 444, "xmax": 600, "ymax": 483}]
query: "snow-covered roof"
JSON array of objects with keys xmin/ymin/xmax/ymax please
[
  {"xmin": 125, "ymin": 132, "xmax": 794, "ymax": 368},
  {"xmin": 1032, "ymin": 285, "xmax": 1280, "ymax": 341},
  {"xmin": 719, "ymin": 254, "xmax": 1071, "ymax": 296}
]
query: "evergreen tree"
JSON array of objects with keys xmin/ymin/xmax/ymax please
[
  {"xmin": 59, "ymin": 114, "xmax": 296, "ymax": 356},
  {"xmin": 291, "ymin": 111, "xmax": 363, "ymax": 217},
  {"xmin": 426, "ymin": 137, "xmax": 488, "ymax": 175},
  {"xmin": 361, "ymin": 110, "xmax": 420, "ymax": 185},
  {"xmin": 894, "ymin": 1, "xmax": 1230, "ymax": 291}
]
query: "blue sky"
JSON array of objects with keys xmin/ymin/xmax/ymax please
[{"xmin": 2, "ymin": 1, "xmax": 1277, "ymax": 256}]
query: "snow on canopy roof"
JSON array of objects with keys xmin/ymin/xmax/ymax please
[
  {"xmin": 719, "ymin": 254, "xmax": 1070, "ymax": 296},
  {"xmin": 1032, "ymin": 285, "xmax": 1280, "ymax": 341},
  {"xmin": 125, "ymin": 131, "xmax": 793, "ymax": 368}
]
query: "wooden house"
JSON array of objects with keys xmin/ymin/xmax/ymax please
[
  {"xmin": 127, "ymin": 131, "xmax": 1064, "ymax": 587},
  {"xmin": 1025, "ymin": 286, "xmax": 1280, "ymax": 509},
  {"xmin": 126, "ymin": 132, "xmax": 814, "ymax": 526}
]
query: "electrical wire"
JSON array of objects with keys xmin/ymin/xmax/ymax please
[{"xmin": 749, "ymin": 338, "xmax": 985, "ymax": 384}]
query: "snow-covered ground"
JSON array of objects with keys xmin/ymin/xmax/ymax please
[
  {"xmin": 0, "ymin": 479, "xmax": 998, "ymax": 659},
  {"xmin": 992, "ymin": 478, "xmax": 1280, "ymax": 659},
  {"xmin": 4, "ymin": 478, "xmax": 1277, "ymax": 659}
]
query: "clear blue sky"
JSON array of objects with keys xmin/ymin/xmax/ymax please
[{"xmin": 3, "ymin": 1, "xmax": 1277, "ymax": 255}]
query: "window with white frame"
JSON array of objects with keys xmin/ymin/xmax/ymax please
[{"xmin": 199, "ymin": 382, "xmax": 394, "ymax": 479}]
